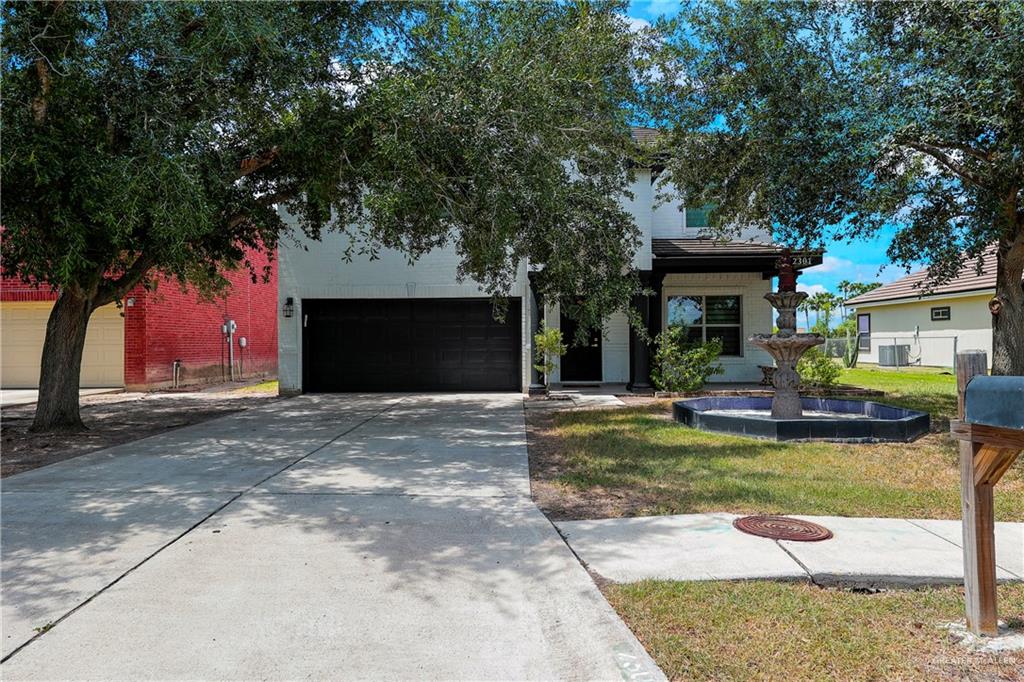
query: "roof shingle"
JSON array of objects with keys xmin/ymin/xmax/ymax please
[
  {"xmin": 652, "ymin": 238, "xmax": 787, "ymax": 258},
  {"xmin": 845, "ymin": 245, "xmax": 998, "ymax": 306}
]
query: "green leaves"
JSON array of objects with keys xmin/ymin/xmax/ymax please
[
  {"xmin": 654, "ymin": 1, "xmax": 1022, "ymax": 276},
  {"xmin": 533, "ymin": 323, "xmax": 568, "ymax": 383},
  {"xmin": 652, "ymin": 0, "xmax": 1024, "ymax": 373},
  {"xmin": 2, "ymin": 1, "xmax": 644, "ymax": 331},
  {"xmin": 651, "ymin": 324, "xmax": 724, "ymax": 392}
]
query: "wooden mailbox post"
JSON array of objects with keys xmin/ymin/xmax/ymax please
[{"xmin": 949, "ymin": 350, "xmax": 1023, "ymax": 636}]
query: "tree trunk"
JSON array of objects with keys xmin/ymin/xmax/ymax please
[
  {"xmin": 30, "ymin": 290, "xmax": 95, "ymax": 432},
  {"xmin": 991, "ymin": 233, "xmax": 1024, "ymax": 376}
]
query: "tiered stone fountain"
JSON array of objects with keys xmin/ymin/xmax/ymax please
[
  {"xmin": 749, "ymin": 253, "xmax": 824, "ymax": 418},
  {"xmin": 671, "ymin": 250, "xmax": 930, "ymax": 442}
]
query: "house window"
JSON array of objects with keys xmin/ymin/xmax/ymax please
[
  {"xmin": 666, "ymin": 295, "xmax": 742, "ymax": 356},
  {"xmin": 931, "ymin": 306, "xmax": 951, "ymax": 322},
  {"xmin": 857, "ymin": 313, "xmax": 871, "ymax": 351},
  {"xmin": 684, "ymin": 205, "xmax": 714, "ymax": 229}
]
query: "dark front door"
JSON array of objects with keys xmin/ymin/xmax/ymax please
[
  {"xmin": 559, "ymin": 312, "xmax": 602, "ymax": 382},
  {"xmin": 303, "ymin": 298, "xmax": 521, "ymax": 392}
]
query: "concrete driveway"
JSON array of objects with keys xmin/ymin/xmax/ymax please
[
  {"xmin": 1, "ymin": 394, "xmax": 662, "ymax": 681},
  {"xmin": 0, "ymin": 388, "xmax": 120, "ymax": 407}
]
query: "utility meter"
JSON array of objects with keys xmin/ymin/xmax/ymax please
[{"xmin": 239, "ymin": 336, "xmax": 247, "ymax": 348}]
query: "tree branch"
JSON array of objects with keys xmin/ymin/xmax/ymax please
[
  {"xmin": 225, "ymin": 189, "xmax": 295, "ymax": 229},
  {"xmin": 238, "ymin": 146, "xmax": 281, "ymax": 178},
  {"xmin": 31, "ymin": 58, "xmax": 52, "ymax": 124},
  {"xmin": 935, "ymin": 141, "xmax": 993, "ymax": 164},
  {"xmin": 93, "ymin": 253, "xmax": 157, "ymax": 308},
  {"xmin": 896, "ymin": 137, "xmax": 990, "ymax": 189}
]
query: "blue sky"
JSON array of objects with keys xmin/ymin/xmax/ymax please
[{"xmin": 626, "ymin": 1, "xmax": 915, "ymax": 311}]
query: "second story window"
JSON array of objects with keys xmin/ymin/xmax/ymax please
[{"xmin": 685, "ymin": 205, "xmax": 713, "ymax": 230}]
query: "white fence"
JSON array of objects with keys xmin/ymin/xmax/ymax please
[{"xmin": 822, "ymin": 333, "xmax": 987, "ymax": 370}]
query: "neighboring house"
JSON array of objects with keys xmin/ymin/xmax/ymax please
[
  {"xmin": 277, "ymin": 129, "xmax": 822, "ymax": 394},
  {"xmin": 845, "ymin": 245, "xmax": 999, "ymax": 368},
  {"xmin": 0, "ymin": 248, "xmax": 278, "ymax": 390}
]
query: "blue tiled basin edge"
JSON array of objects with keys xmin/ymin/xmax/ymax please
[{"xmin": 672, "ymin": 396, "xmax": 930, "ymax": 443}]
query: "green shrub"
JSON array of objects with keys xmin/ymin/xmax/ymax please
[
  {"xmin": 651, "ymin": 325, "xmax": 724, "ymax": 392},
  {"xmin": 532, "ymin": 322, "xmax": 567, "ymax": 388},
  {"xmin": 797, "ymin": 347, "xmax": 841, "ymax": 387},
  {"xmin": 833, "ymin": 317, "xmax": 857, "ymax": 338}
]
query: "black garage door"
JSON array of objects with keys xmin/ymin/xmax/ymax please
[{"xmin": 303, "ymin": 298, "xmax": 521, "ymax": 392}]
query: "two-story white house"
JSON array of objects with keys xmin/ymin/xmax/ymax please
[{"xmin": 276, "ymin": 129, "xmax": 822, "ymax": 394}]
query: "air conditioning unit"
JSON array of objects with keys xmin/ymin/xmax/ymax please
[{"xmin": 879, "ymin": 344, "xmax": 911, "ymax": 367}]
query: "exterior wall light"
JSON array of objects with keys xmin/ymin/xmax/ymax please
[{"xmin": 283, "ymin": 297, "xmax": 295, "ymax": 318}]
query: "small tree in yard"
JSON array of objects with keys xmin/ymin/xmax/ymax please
[
  {"xmin": 532, "ymin": 323, "xmax": 567, "ymax": 394},
  {"xmin": 2, "ymin": 1, "xmax": 644, "ymax": 431},
  {"xmin": 652, "ymin": 1, "xmax": 1024, "ymax": 375},
  {"xmin": 651, "ymin": 325, "xmax": 723, "ymax": 393},
  {"xmin": 797, "ymin": 347, "xmax": 841, "ymax": 389}
]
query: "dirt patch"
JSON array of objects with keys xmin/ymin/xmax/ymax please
[
  {"xmin": 2, "ymin": 387, "xmax": 280, "ymax": 477},
  {"xmin": 525, "ymin": 404, "xmax": 664, "ymax": 521}
]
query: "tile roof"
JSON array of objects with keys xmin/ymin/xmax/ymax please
[
  {"xmin": 652, "ymin": 239, "xmax": 787, "ymax": 258},
  {"xmin": 845, "ymin": 244, "xmax": 998, "ymax": 306},
  {"xmin": 630, "ymin": 127, "xmax": 662, "ymax": 145}
]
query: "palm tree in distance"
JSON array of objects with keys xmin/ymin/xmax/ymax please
[{"xmin": 797, "ymin": 296, "xmax": 813, "ymax": 332}]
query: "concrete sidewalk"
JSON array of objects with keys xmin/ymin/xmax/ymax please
[
  {"xmin": 557, "ymin": 512, "xmax": 1024, "ymax": 588},
  {"xmin": 2, "ymin": 394, "xmax": 663, "ymax": 681}
]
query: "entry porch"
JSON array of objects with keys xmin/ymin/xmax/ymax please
[{"xmin": 527, "ymin": 240, "xmax": 823, "ymax": 393}]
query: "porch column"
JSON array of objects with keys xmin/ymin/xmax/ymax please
[
  {"xmin": 527, "ymin": 273, "xmax": 546, "ymax": 396},
  {"xmin": 627, "ymin": 270, "xmax": 657, "ymax": 393},
  {"xmin": 648, "ymin": 271, "xmax": 666, "ymax": 340}
]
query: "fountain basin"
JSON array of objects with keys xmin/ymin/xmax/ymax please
[{"xmin": 673, "ymin": 396, "xmax": 929, "ymax": 442}]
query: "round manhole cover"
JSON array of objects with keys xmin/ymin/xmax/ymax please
[{"xmin": 733, "ymin": 515, "xmax": 833, "ymax": 542}]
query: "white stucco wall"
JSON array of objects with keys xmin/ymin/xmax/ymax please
[
  {"xmin": 651, "ymin": 177, "xmax": 772, "ymax": 242},
  {"xmin": 277, "ymin": 170, "xmax": 779, "ymax": 391},
  {"xmin": 628, "ymin": 170, "xmax": 654, "ymax": 270},
  {"xmin": 278, "ymin": 171, "xmax": 652, "ymax": 392},
  {"xmin": 853, "ymin": 292, "xmax": 994, "ymax": 368},
  {"xmin": 276, "ymin": 213, "xmax": 531, "ymax": 393},
  {"xmin": 661, "ymin": 272, "xmax": 774, "ymax": 382}
]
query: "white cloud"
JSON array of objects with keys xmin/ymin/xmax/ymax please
[
  {"xmin": 874, "ymin": 265, "xmax": 905, "ymax": 284},
  {"xmin": 637, "ymin": 0, "xmax": 682, "ymax": 19},
  {"xmin": 804, "ymin": 255, "xmax": 906, "ymax": 286},
  {"xmin": 797, "ymin": 282, "xmax": 828, "ymax": 296},
  {"xmin": 805, "ymin": 255, "xmax": 854, "ymax": 274},
  {"xmin": 622, "ymin": 15, "xmax": 652, "ymax": 33}
]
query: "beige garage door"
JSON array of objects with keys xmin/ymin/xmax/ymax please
[{"xmin": 1, "ymin": 302, "xmax": 125, "ymax": 388}]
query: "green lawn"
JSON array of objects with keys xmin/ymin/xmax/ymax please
[
  {"xmin": 230, "ymin": 379, "xmax": 279, "ymax": 394},
  {"xmin": 529, "ymin": 369, "xmax": 1022, "ymax": 520},
  {"xmin": 605, "ymin": 580, "xmax": 1024, "ymax": 681},
  {"xmin": 840, "ymin": 366, "xmax": 958, "ymax": 422}
]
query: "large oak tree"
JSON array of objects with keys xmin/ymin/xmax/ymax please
[
  {"xmin": 652, "ymin": 0, "xmax": 1024, "ymax": 374},
  {"xmin": 3, "ymin": 1, "xmax": 644, "ymax": 431}
]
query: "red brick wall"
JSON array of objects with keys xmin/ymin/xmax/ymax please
[
  {"xmin": 124, "ymin": 248, "xmax": 278, "ymax": 389},
  {"xmin": 3, "ymin": 249, "xmax": 277, "ymax": 390},
  {"xmin": 0, "ymin": 276, "xmax": 59, "ymax": 302}
]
